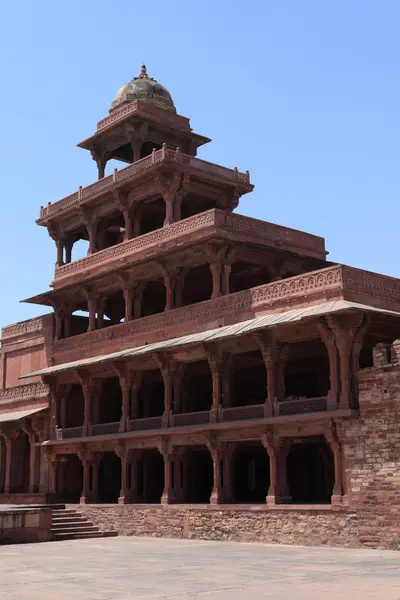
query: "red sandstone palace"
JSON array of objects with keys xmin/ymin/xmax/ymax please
[{"xmin": 1, "ymin": 66, "xmax": 400, "ymax": 547}]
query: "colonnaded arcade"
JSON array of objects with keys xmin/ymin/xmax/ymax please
[{"xmin": 1, "ymin": 66, "xmax": 400, "ymax": 547}]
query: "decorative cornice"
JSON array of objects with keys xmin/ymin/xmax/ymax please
[
  {"xmin": 0, "ymin": 383, "xmax": 49, "ymax": 405},
  {"xmin": 96, "ymin": 100, "xmax": 189, "ymax": 132},
  {"xmin": 38, "ymin": 148, "xmax": 251, "ymax": 223},
  {"xmin": 2, "ymin": 318, "xmax": 43, "ymax": 341}
]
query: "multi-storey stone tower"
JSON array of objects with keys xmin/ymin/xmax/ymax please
[{"xmin": 1, "ymin": 66, "xmax": 400, "ymax": 548}]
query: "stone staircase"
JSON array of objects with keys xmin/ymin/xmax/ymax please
[{"xmin": 51, "ymin": 506, "xmax": 117, "ymax": 541}]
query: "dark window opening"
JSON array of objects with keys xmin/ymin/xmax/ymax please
[
  {"xmin": 98, "ymin": 452, "xmax": 121, "ymax": 503},
  {"xmin": 138, "ymin": 371, "xmax": 164, "ymax": 418},
  {"xmin": 287, "ymin": 439, "xmax": 334, "ymax": 504},
  {"xmin": 230, "ymin": 261, "xmax": 271, "ymax": 294},
  {"xmin": 179, "ymin": 447, "xmax": 213, "ymax": 503},
  {"xmin": 231, "ymin": 352, "xmax": 267, "ymax": 407},
  {"xmin": 97, "ymin": 377, "xmax": 122, "ymax": 424},
  {"xmin": 140, "ymin": 198, "xmax": 165, "ymax": 235},
  {"xmin": 231, "ymin": 442, "xmax": 269, "ymax": 503},
  {"xmin": 182, "ymin": 264, "xmax": 213, "ymax": 306},
  {"xmin": 181, "ymin": 361, "xmax": 212, "ymax": 413},
  {"xmin": 141, "ymin": 280, "xmax": 166, "ymax": 317},
  {"xmin": 65, "ymin": 384, "xmax": 84, "ymax": 428}
]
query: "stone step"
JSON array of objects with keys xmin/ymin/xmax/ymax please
[
  {"xmin": 52, "ymin": 525, "xmax": 99, "ymax": 535},
  {"xmin": 52, "ymin": 531, "xmax": 118, "ymax": 541},
  {"xmin": 52, "ymin": 510, "xmax": 79, "ymax": 517},
  {"xmin": 52, "ymin": 516, "xmax": 88, "ymax": 524}
]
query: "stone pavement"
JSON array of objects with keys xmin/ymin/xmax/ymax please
[{"xmin": 0, "ymin": 537, "xmax": 399, "ymax": 599}]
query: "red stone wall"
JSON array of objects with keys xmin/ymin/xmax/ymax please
[{"xmin": 75, "ymin": 504, "xmax": 361, "ymax": 548}]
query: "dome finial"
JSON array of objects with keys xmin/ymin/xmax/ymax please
[{"xmin": 139, "ymin": 64, "xmax": 148, "ymax": 79}]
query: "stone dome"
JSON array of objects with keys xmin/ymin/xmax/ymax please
[{"xmin": 109, "ymin": 65, "xmax": 175, "ymax": 113}]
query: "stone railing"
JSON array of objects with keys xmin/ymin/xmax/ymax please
[
  {"xmin": 2, "ymin": 318, "xmax": 43, "ymax": 341},
  {"xmin": 171, "ymin": 411, "xmax": 210, "ymax": 427},
  {"xmin": 277, "ymin": 396, "xmax": 327, "ymax": 416},
  {"xmin": 53, "ymin": 265, "xmax": 344, "ymax": 356},
  {"xmin": 96, "ymin": 100, "xmax": 190, "ymax": 132},
  {"xmin": 38, "ymin": 147, "xmax": 251, "ymax": 222},
  {"xmin": 53, "ymin": 209, "xmax": 325, "ymax": 283},
  {"xmin": 0, "ymin": 383, "xmax": 49, "ymax": 405},
  {"xmin": 221, "ymin": 404, "xmax": 265, "ymax": 422},
  {"xmin": 91, "ymin": 422, "xmax": 120, "ymax": 436}
]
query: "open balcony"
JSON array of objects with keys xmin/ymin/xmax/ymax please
[{"xmin": 38, "ymin": 147, "xmax": 252, "ymax": 224}]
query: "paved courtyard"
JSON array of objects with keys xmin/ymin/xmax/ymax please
[{"xmin": 0, "ymin": 537, "xmax": 399, "ymax": 599}]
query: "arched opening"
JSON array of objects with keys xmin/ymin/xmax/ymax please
[
  {"xmin": 230, "ymin": 351, "xmax": 267, "ymax": 407},
  {"xmin": 57, "ymin": 455, "xmax": 82, "ymax": 503},
  {"xmin": 0, "ymin": 437, "xmax": 7, "ymax": 493},
  {"xmin": 137, "ymin": 370, "xmax": 164, "ymax": 418},
  {"xmin": 65, "ymin": 385, "xmax": 84, "ymax": 428},
  {"xmin": 181, "ymin": 264, "xmax": 213, "ymax": 306},
  {"xmin": 67, "ymin": 235, "xmax": 90, "ymax": 262},
  {"xmin": 98, "ymin": 452, "xmax": 121, "ymax": 503},
  {"xmin": 181, "ymin": 361, "xmax": 212, "ymax": 413},
  {"xmin": 141, "ymin": 280, "xmax": 166, "ymax": 317},
  {"xmin": 230, "ymin": 261, "xmax": 271, "ymax": 294},
  {"xmin": 96, "ymin": 213, "xmax": 125, "ymax": 251},
  {"xmin": 96, "ymin": 377, "xmax": 122, "ymax": 424},
  {"xmin": 287, "ymin": 438, "xmax": 334, "ymax": 504},
  {"xmin": 178, "ymin": 446, "xmax": 213, "ymax": 503},
  {"xmin": 136, "ymin": 450, "xmax": 164, "ymax": 503},
  {"xmin": 284, "ymin": 340, "xmax": 330, "ymax": 401},
  {"xmin": 231, "ymin": 442, "xmax": 269, "ymax": 503},
  {"xmin": 140, "ymin": 198, "xmax": 165, "ymax": 235},
  {"xmin": 180, "ymin": 194, "xmax": 217, "ymax": 220},
  {"xmin": 10, "ymin": 430, "xmax": 30, "ymax": 493}
]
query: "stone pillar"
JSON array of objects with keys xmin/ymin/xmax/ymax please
[
  {"xmin": 325, "ymin": 421, "xmax": 343, "ymax": 505},
  {"xmin": 65, "ymin": 240, "xmax": 73, "ymax": 264},
  {"xmin": 205, "ymin": 435, "xmax": 223, "ymax": 504},
  {"xmin": 78, "ymin": 374, "xmax": 93, "ymax": 437},
  {"xmin": 133, "ymin": 284, "xmax": 144, "ymax": 320},
  {"xmin": 257, "ymin": 334, "xmax": 280, "ymax": 417},
  {"xmin": 123, "ymin": 287, "xmax": 133, "ymax": 322},
  {"xmin": 85, "ymin": 294, "xmax": 98, "ymax": 332},
  {"xmin": 222, "ymin": 444, "xmax": 234, "ymax": 503},
  {"xmin": 261, "ymin": 429, "xmax": 278, "ymax": 504},
  {"xmin": 91, "ymin": 458, "xmax": 100, "ymax": 503},
  {"xmin": 277, "ymin": 439, "xmax": 292, "ymax": 503},
  {"xmin": 159, "ymin": 440, "xmax": 172, "ymax": 505},
  {"xmin": 221, "ymin": 356, "xmax": 233, "ymax": 409},
  {"xmin": 164, "ymin": 274, "xmax": 176, "ymax": 311},
  {"xmin": 116, "ymin": 444, "xmax": 130, "ymax": 504},
  {"xmin": 56, "ymin": 240, "xmax": 64, "ymax": 267},
  {"xmin": 114, "ymin": 365, "xmax": 131, "ymax": 433},
  {"xmin": 91, "ymin": 147, "xmax": 108, "ymax": 180},
  {"xmin": 130, "ymin": 373, "xmax": 142, "ymax": 421},
  {"xmin": 205, "ymin": 346, "xmax": 221, "ymax": 422},
  {"xmin": 222, "ymin": 264, "xmax": 231, "ymax": 296},
  {"xmin": 210, "ymin": 262, "xmax": 222, "ymax": 299},
  {"xmin": 173, "ymin": 364, "xmax": 184, "ymax": 414},
  {"xmin": 156, "ymin": 356, "xmax": 173, "ymax": 428},
  {"xmin": 54, "ymin": 307, "xmax": 64, "ymax": 341},
  {"xmin": 80, "ymin": 458, "xmax": 91, "ymax": 504},
  {"xmin": 318, "ymin": 320, "xmax": 340, "ymax": 409}
]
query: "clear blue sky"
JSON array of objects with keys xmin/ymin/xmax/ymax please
[{"xmin": 1, "ymin": 1, "xmax": 399, "ymax": 332}]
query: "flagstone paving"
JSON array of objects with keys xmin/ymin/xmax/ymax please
[{"xmin": 0, "ymin": 537, "xmax": 399, "ymax": 599}]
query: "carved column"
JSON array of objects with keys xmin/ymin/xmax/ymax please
[
  {"xmin": 221, "ymin": 355, "xmax": 233, "ymax": 409},
  {"xmin": 277, "ymin": 439, "xmax": 292, "ymax": 503},
  {"xmin": 90, "ymin": 146, "xmax": 109, "ymax": 180},
  {"xmin": 158, "ymin": 439, "xmax": 172, "ymax": 505},
  {"xmin": 78, "ymin": 447, "xmax": 92, "ymax": 504},
  {"xmin": 327, "ymin": 314, "xmax": 366, "ymax": 409},
  {"xmin": 205, "ymin": 435, "xmax": 223, "ymax": 504},
  {"xmin": 164, "ymin": 274, "xmax": 176, "ymax": 311},
  {"xmin": 261, "ymin": 429, "xmax": 278, "ymax": 504},
  {"xmin": 114, "ymin": 364, "xmax": 132, "ymax": 433},
  {"xmin": 77, "ymin": 372, "xmax": 93, "ymax": 436},
  {"xmin": 257, "ymin": 333, "xmax": 280, "ymax": 417},
  {"xmin": 204, "ymin": 345, "xmax": 221, "ymax": 422},
  {"xmin": 222, "ymin": 264, "xmax": 231, "ymax": 296},
  {"xmin": 324, "ymin": 420, "xmax": 343, "ymax": 505},
  {"xmin": 64, "ymin": 239, "xmax": 73, "ymax": 264},
  {"xmin": 56, "ymin": 240, "xmax": 64, "ymax": 267},
  {"xmin": 115, "ymin": 443, "xmax": 130, "ymax": 504},
  {"xmin": 130, "ymin": 372, "xmax": 142, "ymax": 421},
  {"xmin": 155, "ymin": 354, "xmax": 173, "ymax": 427},
  {"xmin": 54, "ymin": 306, "xmax": 64, "ymax": 341},
  {"xmin": 318, "ymin": 319, "xmax": 340, "ymax": 409},
  {"xmin": 84, "ymin": 292, "xmax": 98, "ymax": 333},
  {"xmin": 209, "ymin": 262, "xmax": 222, "ymax": 299},
  {"xmin": 133, "ymin": 283, "xmax": 144, "ymax": 320},
  {"xmin": 155, "ymin": 170, "xmax": 182, "ymax": 227}
]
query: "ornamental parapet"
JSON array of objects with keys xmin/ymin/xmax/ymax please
[
  {"xmin": 38, "ymin": 147, "xmax": 251, "ymax": 223},
  {"xmin": 53, "ymin": 209, "xmax": 326, "ymax": 286},
  {"xmin": 0, "ymin": 383, "xmax": 49, "ymax": 406},
  {"xmin": 1, "ymin": 318, "xmax": 43, "ymax": 342}
]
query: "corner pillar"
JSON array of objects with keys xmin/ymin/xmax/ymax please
[{"xmin": 158, "ymin": 439, "xmax": 172, "ymax": 505}]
